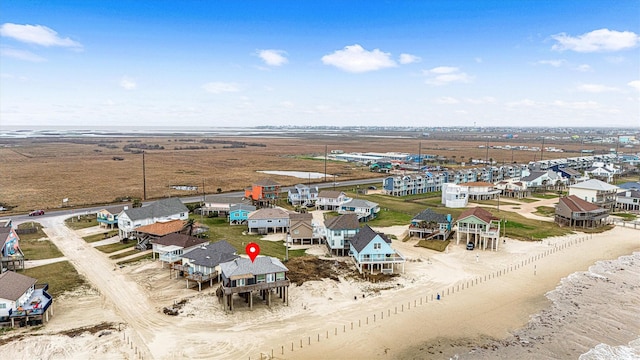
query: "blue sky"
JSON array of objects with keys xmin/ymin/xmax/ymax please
[{"xmin": 1, "ymin": 1, "xmax": 638, "ymax": 128}]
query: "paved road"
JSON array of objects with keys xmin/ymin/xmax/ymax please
[{"xmin": 1, "ymin": 177, "xmax": 385, "ymax": 223}]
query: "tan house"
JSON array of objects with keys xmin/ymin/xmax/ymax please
[
  {"xmin": 288, "ymin": 213, "xmax": 315, "ymax": 245},
  {"xmin": 555, "ymin": 195, "xmax": 609, "ymax": 228}
]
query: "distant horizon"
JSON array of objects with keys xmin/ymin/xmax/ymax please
[{"xmin": 1, "ymin": 1, "xmax": 638, "ymax": 128}]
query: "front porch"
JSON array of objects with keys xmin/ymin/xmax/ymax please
[
  {"xmin": 170, "ymin": 263, "xmax": 219, "ymax": 292},
  {"xmin": 353, "ymin": 253, "xmax": 406, "ymax": 274}
]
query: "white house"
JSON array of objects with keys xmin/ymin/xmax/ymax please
[
  {"xmin": 569, "ymin": 179, "xmax": 619, "ymax": 211},
  {"xmin": 117, "ymin": 198, "xmax": 189, "ymax": 239},
  {"xmin": 287, "ymin": 184, "xmax": 318, "ymax": 206},
  {"xmin": 316, "ymin": 190, "xmax": 349, "ymax": 210},
  {"xmin": 0, "ymin": 271, "xmax": 53, "ymax": 327},
  {"xmin": 465, "ymin": 181, "xmax": 501, "ymax": 201},
  {"xmin": 247, "ymin": 208, "xmax": 290, "ymax": 234},
  {"xmin": 441, "ymin": 183, "xmax": 468, "ymax": 208},
  {"xmin": 339, "ymin": 199, "xmax": 380, "ymax": 221}
]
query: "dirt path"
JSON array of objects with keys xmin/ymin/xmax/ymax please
[
  {"xmin": 40, "ymin": 216, "xmax": 165, "ymax": 359},
  {"xmin": 471, "ymin": 197, "xmax": 559, "ymax": 222},
  {"xmin": 24, "ymin": 256, "xmax": 68, "ymax": 269}
]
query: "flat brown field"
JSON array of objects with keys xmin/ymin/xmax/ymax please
[{"xmin": 0, "ymin": 132, "xmax": 622, "ymax": 214}]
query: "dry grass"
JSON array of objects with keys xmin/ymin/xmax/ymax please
[{"xmin": 0, "ymin": 134, "xmax": 626, "ymax": 214}]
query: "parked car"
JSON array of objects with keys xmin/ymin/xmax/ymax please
[
  {"xmin": 29, "ymin": 210, "xmax": 45, "ymax": 216},
  {"xmin": 466, "ymin": 242, "xmax": 475, "ymax": 250}
]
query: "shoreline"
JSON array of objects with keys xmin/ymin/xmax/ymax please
[
  {"xmin": 281, "ymin": 227, "xmax": 640, "ymax": 360},
  {"xmin": 0, "ymin": 226, "xmax": 638, "ymax": 359}
]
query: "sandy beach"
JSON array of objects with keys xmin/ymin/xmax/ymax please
[{"xmin": 1, "ymin": 218, "xmax": 638, "ymax": 360}]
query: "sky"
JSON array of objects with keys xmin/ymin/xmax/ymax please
[{"xmin": 1, "ymin": 1, "xmax": 639, "ymax": 129}]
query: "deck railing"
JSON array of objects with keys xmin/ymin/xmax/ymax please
[{"xmin": 220, "ymin": 278, "xmax": 290, "ymax": 295}]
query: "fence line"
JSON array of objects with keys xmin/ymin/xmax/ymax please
[{"xmin": 260, "ymin": 234, "xmax": 594, "ymax": 359}]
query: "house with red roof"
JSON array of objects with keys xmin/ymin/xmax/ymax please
[
  {"xmin": 455, "ymin": 207, "xmax": 501, "ymax": 251},
  {"xmin": 555, "ymin": 195, "xmax": 609, "ymax": 228}
]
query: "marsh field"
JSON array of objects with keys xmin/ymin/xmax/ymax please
[{"xmin": 0, "ymin": 130, "xmax": 624, "ymax": 214}]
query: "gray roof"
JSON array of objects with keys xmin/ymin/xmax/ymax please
[
  {"xmin": 289, "ymin": 213, "xmax": 312, "ymax": 221},
  {"xmin": 570, "ymin": 179, "xmax": 619, "ymax": 191},
  {"xmin": 521, "ymin": 171, "xmax": 546, "ymax": 181},
  {"xmin": 182, "ymin": 240, "xmax": 238, "ymax": 268},
  {"xmin": 100, "ymin": 203, "xmax": 132, "ymax": 215},
  {"xmin": 204, "ymin": 195, "xmax": 247, "ymax": 204},
  {"xmin": 230, "ymin": 204, "xmax": 256, "ymax": 212},
  {"xmin": 317, "ymin": 190, "xmax": 344, "ymax": 199},
  {"xmin": 0, "ymin": 271, "xmax": 37, "ymax": 301},
  {"xmin": 349, "ymin": 225, "xmax": 390, "ymax": 253},
  {"xmin": 150, "ymin": 233, "xmax": 208, "ymax": 248},
  {"xmin": 618, "ymin": 189, "xmax": 640, "ymax": 198},
  {"xmin": 412, "ymin": 209, "xmax": 449, "ymax": 223},
  {"xmin": 248, "ymin": 208, "xmax": 290, "ymax": 220},
  {"xmin": 341, "ymin": 199, "xmax": 378, "ymax": 209},
  {"xmin": 122, "ymin": 198, "xmax": 188, "ymax": 221},
  {"xmin": 325, "ymin": 214, "xmax": 360, "ymax": 230},
  {"xmin": 220, "ymin": 256, "xmax": 288, "ymax": 279},
  {"xmin": 618, "ymin": 182, "xmax": 640, "ymax": 190}
]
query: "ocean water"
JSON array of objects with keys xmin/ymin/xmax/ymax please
[{"xmin": 456, "ymin": 252, "xmax": 640, "ymax": 359}]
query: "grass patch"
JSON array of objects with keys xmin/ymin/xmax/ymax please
[
  {"xmin": 532, "ymin": 193, "xmax": 560, "ymax": 199},
  {"xmin": 611, "ymin": 213, "xmax": 637, "ymax": 221},
  {"xmin": 196, "ymin": 217, "xmax": 306, "ymax": 260},
  {"xmin": 578, "ymin": 224, "xmax": 615, "ymax": 233},
  {"xmin": 534, "ymin": 206, "xmax": 556, "ymax": 217},
  {"xmin": 17, "ymin": 222, "xmax": 64, "ymax": 260},
  {"xmin": 95, "ymin": 241, "xmax": 135, "ymax": 254},
  {"xmin": 109, "ymin": 249, "xmax": 141, "ymax": 259},
  {"xmin": 517, "ymin": 197, "xmax": 540, "ymax": 203},
  {"xmin": 22, "ymin": 261, "xmax": 87, "ymax": 297},
  {"xmin": 116, "ymin": 253, "xmax": 154, "ymax": 265},
  {"xmin": 498, "ymin": 212, "xmax": 573, "ymax": 240},
  {"xmin": 64, "ymin": 214, "xmax": 98, "ymax": 230},
  {"xmin": 83, "ymin": 230, "xmax": 119, "ymax": 243},
  {"xmin": 415, "ymin": 239, "xmax": 450, "ymax": 252},
  {"xmin": 471, "ymin": 199, "xmax": 520, "ymax": 206}
]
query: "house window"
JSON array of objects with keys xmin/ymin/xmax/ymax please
[
  {"xmin": 294, "ymin": 229, "xmax": 299, "ymax": 235},
  {"xmin": 236, "ymin": 279, "xmax": 245, "ymax": 286},
  {"xmin": 256, "ymin": 274, "xmax": 265, "ymax": 283},
  {"xmin": 180, "ymin": 213, "xmax": 185, "ymax": 217},
  {"xmin": 0, "ymin": 304, "xmax": 5, "ymax": 309},
  {"xmin": 266, "ymin": 273, "xmax": 275, "ymax": 283},
  {"xmin": 374, "ymin": 243, "xmax": 381, "ymax": 250}
]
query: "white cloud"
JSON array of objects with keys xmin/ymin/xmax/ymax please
[
  {"xmin": 628, "ymin": 80, "xmax": 640, "ymax": 91},
  {"xmin": 551, "ymin": 28, "xmax": 640, "ymax": 52},
  {"xmin": 202, "ymin": 82, "xmax": 241, "ymax": 94},
  {"xmin": 506, "ymin": 99, "xmax": 539, "ymax": 107},
  {"xmin": 257, "ymin": 49, "xmax": 288, "ymax": 66},
  {"xmin": 424, "ymin": 66, "xmax": 472, "ymax": 85},
  {"xmin": 119, "ymin": 76, "xmax": 137, "ymax": 90},
  {"xmin": 321, "ymin": 44, "xmax": 397, "ymax": 73},
  {"xmin": 399, "ymin": 53, "xmax": 421, "ymax": 64},
  {"xmin": 605, "ymin": 56, "xmax": 625, "ymax": 64},
  {"xmin": 435, "ymin": 96, "xmax": 459, "ymax": 104},
  {"xmin": 576, "ymin": 84, "xmax": 619, "ymax": 93},
  {"xmin": 575, "ymin": 64, "xmax": 592, "ymax": 72},
  {"xmin": 552, "ymin": 100, "xmax": 601, "ymax": 110},
  {"xmin": 465, "ymin": 96, "xmax": 496, "ymax": 104},
  {"xmin": 0, "ymin": 47, "xmax": 46, "ymax": 62},
  {"xmin": 0, "ymin": 23, "xmax": 82, "ymax": 48},
  {"xmin": 537, "ymin": 59, "xmax": 567, "ymax": 67}
]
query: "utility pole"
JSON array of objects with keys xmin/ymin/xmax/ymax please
[
  {"xmin": 485, "ymin": 140, "xmax": 489, "ymax": 164},
  {"xmin": 418, "ymin": 141, "xmax": 422, "ymax": 168},
  {"xmin": 201, "ymin": 179, "xmax": 205, "ymax": 223},
  {"xmin": 142, "ymin": 151, "xmax": 147, "ymax": 200},
  {"xmin": 324, "ymin": 145, "xmax": 327, "ymax": 182},
  {"xmin": 541, "ymin": 137, "xmax": 545, "ymax": 161}
]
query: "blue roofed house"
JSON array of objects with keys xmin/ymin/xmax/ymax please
[
  {"xmin": 218, "ymin": 256, "xmax": 290, "ymax": 312},
  {"xmin": 324, "ymin": 214, "xmax": 360, "ymax": 256},
  {"xmin": 349, "ymin": 225, "xmax": 405, "ymax": 274},
  {"xmin": 339, "ymin": 199, "xmax": 380, "ymax": 222},
  {"xmin": 229, "ymin": 204, "xmax": 257, "ymax": 225},
  {"xmin": 408, "ymin": 209, "xmax": 453, "ymax": 240}
]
